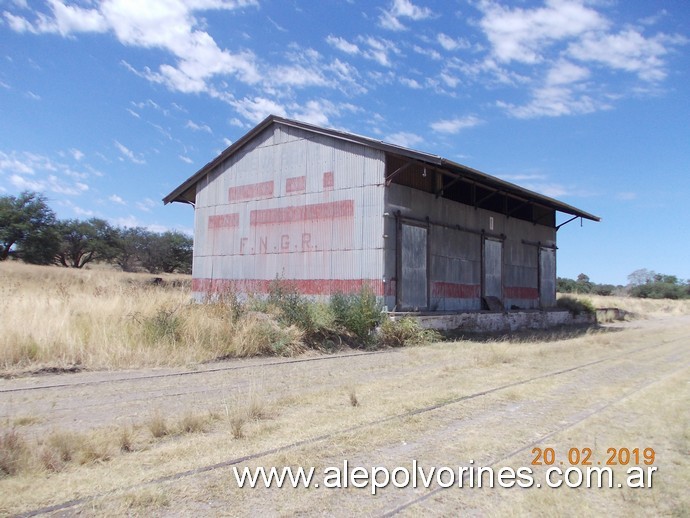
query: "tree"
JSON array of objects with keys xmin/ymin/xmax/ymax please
[
  {"xmin": 627, "ymin": 268, "xmax": 655, "ymax": 287},
  {"xmin": 557, "ymin": 277, "xmax": 576, "ymax": 293},
  {"xmin": 114, "ymin": 228, "xmax": 193, "ymax": 274},
  {"xmin": 16, "ymin": 224, "xmax": 61, "ymax": 265},
  {"xmin": 114, "ymin": 226, "xmax": 151, "ymax": 272},
  {"xmin": 157, "ymin": 231, "xmax": 193, "ymax": 274},
  {"xmin": 575, "ymin": 273, "xmax": 593, "ymax": 294},
  {"xmin": 55, "ymin": 218, "xmax": 119, "ymax": 268},
  {"xmin": 0, "ymin": 191, "xmax": 57, "ymax": 260}
]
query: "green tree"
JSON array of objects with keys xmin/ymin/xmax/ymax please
[
  {"xmin": 575, "ymin": 273, "xmax": 593, "ymax": 294},
  {"xmin": 55, "ymin": 218, "xmax": 119, "ymax": 268},
  {"xmin": 0, "ymin": 191, "xmax": 57, "ymax": 261},
  {"xmin": 114, "ymin": 228, "xmax": 193, "ymax": 274},
  {"xmin": 557, "ymin": 277, "xmax": 576, "ymax": 293},
  {"xmin": 16, "ymin": 224, "xmax": 62, "ymax": 265},
  {"xmin": 157, "ymin": 231, "xmax": 193, "ymax": 274},
  {"xmin": 114, "ymin": 226, "xmax": 150, "ymax": 272}
]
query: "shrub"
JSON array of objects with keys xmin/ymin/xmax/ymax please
[
  {"xmin": 147, "ymin": 413, "xmax": 169, "ymax": 438},
  {"xmin": 0, "ymin": 429, "xmax": 29, "ymax": 476},
  {"xmin": 556, "ymin": 296, "xmax": 595, "ymax": 316},
  {"xmin": 231, "ymin": 312, "xmax": 304, "ymax": 357},
  {"xmin": 377, "ymin": 316, "xmax": 441, "ymax": 347},
  {"xmin": 330, "ymin": 286, "xmax": 383, "ymax": 345},
  {"xmin": 141, "ymin": 307, "xmax": 183, "ymax": 345},
  {"xmin": 265, "ymin": 279, "xmax": 318, "ymax": 337}
]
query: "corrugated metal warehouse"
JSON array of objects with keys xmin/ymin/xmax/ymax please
[{"xmin": 164, "ymin": 115, "xmax": 599, "ymax": 312}]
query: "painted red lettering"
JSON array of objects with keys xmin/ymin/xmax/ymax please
[{"xmin": 302, "ymin": 233, "xmax": 312, "ymax": 251}]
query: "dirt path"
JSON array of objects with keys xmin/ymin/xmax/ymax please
[{"xmin": 1, "ymin": 315, "xmax": 688, "ymax": 516}]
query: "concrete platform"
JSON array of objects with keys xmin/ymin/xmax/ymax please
[{"xmin": 389, "ymin": 309, "xmax": 595, "ymax": 333}]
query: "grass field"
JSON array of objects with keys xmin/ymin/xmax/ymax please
[
  {"xmin": 1, "ymin": 262, "xmax": 688, "ymax": 515},
  {"xmin": 0, "ymin": 262, "xmax": 306, "ymax": 375}
]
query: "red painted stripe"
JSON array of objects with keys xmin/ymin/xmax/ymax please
[
  {"xmin": 323, "ymin": 172, "xmax": 334, "ymax": 190},
  {"xmin": 286, "ymin": 176, "xmax": 306, "ymax": 193},
  {"xmin": 229, "ymin": 181, "xmax": 274, "ymax": 202},
  {"xmin": 192, "ymin": 278, "xmax": 384, "ymax": 296},
  {"xmin": 250, "ymin": 200, "xmax": 354, "ymax": 226},
  {"xmin": 505, "ymin": 286, "xmax": 539, "ymax": 300},
  {"xmin": 208, "ymin": 213, "xmax": 239, "ymax": 229},
  {"xmin": 431, "ymin": 282, "xmax": 481, "ymax": 299}
]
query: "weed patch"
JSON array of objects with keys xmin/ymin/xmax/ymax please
[{"xmin": 0, "ymin": 429, "xmax": 29, "ymax": 476}]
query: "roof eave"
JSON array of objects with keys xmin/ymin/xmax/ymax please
[{"xmin": 163, "ymin": 114, "xmax": 600, "ymax": 223}]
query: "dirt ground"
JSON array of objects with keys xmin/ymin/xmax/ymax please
[{"xmin": 1, "ymin": 315, "xmax": 688, "ymax": 517}]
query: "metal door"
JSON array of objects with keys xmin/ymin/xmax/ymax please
[
  {"xmin": 539, "ymin": 247, "xmax": 556, "ymax": 307},
  {"xmin": 399, "ymin": 223, "xmax": 428, "ymax": 310},
  {"xmin": 483, "ymin": 238, "xmax": 503, "ymax": 300}
]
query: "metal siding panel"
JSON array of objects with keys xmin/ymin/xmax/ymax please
[
  {"xmin": 540, "ymin": 247, "xmax": 557, "ymax": 307},
  {"xmin": 484, "ymin": 238, "xmax": 503, "ymax": 299},
  {"xmin": 401, "ymin": 224, "xmax": 428, "ymax": 309}
]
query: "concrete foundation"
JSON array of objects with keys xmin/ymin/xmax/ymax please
[{"xmin": 390, "ymin": 309, "xmax": 595, "ymax": 333}]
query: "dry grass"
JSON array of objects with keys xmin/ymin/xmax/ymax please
[
  {"xmin": 559, "ymin": 293, "xmax": 690, "ymax": 318},
  {"xmin": 146, "ymin": 413, "xmax": 169, "ymax": 439},
  {"xmin": 0, "ymin": 262, "xmax": 303, "ymax": 375},
  {"xmin": 0, "ymin": 319, "xmax": 687, "ymax": 515}
]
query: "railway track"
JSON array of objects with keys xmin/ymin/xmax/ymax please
[
  {"xmin": 0, "ymin": 349, "xmax": 391, "ymax": 394},
  {"xmin": 13, "ymin": 333, "xmax": 690, "ymax": 517}
]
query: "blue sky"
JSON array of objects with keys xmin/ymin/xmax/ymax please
[{"xmin": 1, "ymin": 0, "xmax": 688, "ymax": 285}]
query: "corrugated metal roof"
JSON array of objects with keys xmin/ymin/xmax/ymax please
[{"xmin": 163, "ymin": 114, "xmax": 600, "ymax": 222}]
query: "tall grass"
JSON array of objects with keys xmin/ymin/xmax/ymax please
[
  {"xmin": 0, "ymin": 262, "xmax": 302, "ymax": 374},
  {"xmin": 1, "ymin": 263, "xmax": 436, "ymax": 375},
  {"xmin": 559, "ymin": 293, "xmax": 690, "ymax": 317}
]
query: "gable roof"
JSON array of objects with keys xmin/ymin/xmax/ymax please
[{"xmin": 163, "ymin": 114, "xmax": 600, "ymax": 222}]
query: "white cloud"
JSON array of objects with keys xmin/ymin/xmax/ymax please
[
  {"xmin": 179, "ymin": 155, "xmax": 194, "ymax": 164},
  {"xmin": 71, "ymin": 204, "xmax": 95, "ymax": 217},
  {"xmin": 269, "ymin": 64, "xmax": 329, "ymax": 88},
  {"xmin": 114, "ymin": 140, "xmax": 145, "ymax": 164},
  {"xmin": 477, "ymin": 0, "xmax": 608, "ymax": 64},
  {"xmin": 385, "ymin": 131, "xmax": 423, "ymax": 149},
  {"xmin": 359, "ymin": 36, "xmax": 400, "ymax": 67},
  {"xmin": 379, "ymin": 0, "xmax": 434, "ymax": 31},
  {"xmin": 231, "ymin": 97, "xmax": 288, "ymax": 124},
  {"xmin": 0, "ymin": 151, "xmax": 94, "ymax": 195},
  {"xmin": 290, "ymin": 99, "xmax": 358, "ymax": 128},
  {"xmin": 6, "ymin": 0, "xmax": 262, "ymax": 94},
  {"xmin": 326, "ymin": 35, "xmax": 359, "ymax": 55},
  {"xmin": 437, "ymin": 33, "xmax": 470, "ymax": 52},
  {"xmin": 8, "ymin": 171, "xmax": 89, "ymax": 196},
  {"xmin": 9, "ymin": 173, "xmax": 43, "ymax": 191},
  {"xmin": 109, "ymin": 194, "xmax": 126, "ymax": 204},
  {"xmin": 498, "ymin": 59, "xmax": 605, "ymax": 118},
  {"xmin": 400, "ymin": 77, "xmax": 422, "ymax": 89},
  {"xmin": 114, "ymin": 215, "xmax": 139, "ymax": 228},
  {"xmin": 568, "ymin": 29, "xmax": 685, "ymax": 82},
  {"xmin": 430, "ymin": 115, "xmax": 482, "ymax": 134},
  {"xmin": 69, "ymin": 148, "xmax": 85, "ymax": 161},
  {"xmin": 412, "ymin": 44, "xmax": 441, "ymax": 61},
  {"xmin": 546, "ymin": 59, "xmax": 590, "ymax": 85},
  {"xmin": 185, "ymin": 120, "xmax": 212, "ymax": 133},
  {"xmin": 136, "ymin": 198, "xmax": 156, "ymax": 212}
]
